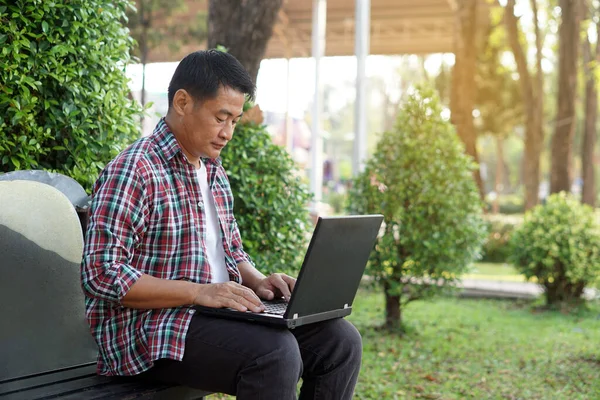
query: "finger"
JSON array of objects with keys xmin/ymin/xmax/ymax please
[
  {"xmin": 256, "ymin": 287, "xmax": 275, "ymax": 301},
  {"xmin": 270, "ymin": 274, "xmax": 292, "ymax": 301},
  {"xmin": 280, "ymin": 274, "xmax": 297, "ymax": 293},
  {"xmin": 231, "ymin": 285, "xmax": 263, "ymax": 307},
  {"xmin": 222, "ymin": 293, "xmax": 263, "ymax": 313},
  {"xmin": 222, "ymin": 296, "xmax": 249, "ymax": 312}
]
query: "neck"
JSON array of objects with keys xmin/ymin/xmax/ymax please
[{"xmin": 165, "ymin": 114, "xmax": 200, "ymax": 169}]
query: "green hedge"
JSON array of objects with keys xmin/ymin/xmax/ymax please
[
  {"xmin": 510, "ymin": 193, "xmax": 600, "ymax": 305},
  {"xmin": 0, "ymin": 0, "xmax": 142, "ymax": 190},
  {"xmin": 221, "ymin": 118, "xmax": 312, "ymax": 276}
]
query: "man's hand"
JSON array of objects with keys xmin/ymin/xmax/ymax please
[
  {"xmin": 192, "ymin": 282, "xmax": 264, "ymax": 312},
  {"xmin": 254, "ymin": 273, "xmax": 296, "ymax": 301}
]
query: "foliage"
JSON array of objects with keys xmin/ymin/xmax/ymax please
[
  {"xmin": 481, "ymin": 213, "xmax": 523, "ymax": 263},
  {"xmin": 0, "ymin": 0, "xmax": 142, "ymax": 190},
  {"xmin": 347, "ymin": 86, "xmax": 487, "ymax": 329},
  {"xmin": 221, "ymin": 118, "xmax": 312, "ymax": 276},
  {"xmin": 510, "ymin": 192, "xmax": 600, "ymax": 305}
]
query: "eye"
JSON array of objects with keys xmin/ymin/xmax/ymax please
[
  {"xmin": 216, "ymin": 117, "xmax": 224, "ymax": 123},
  {"xmin": 232, "ymin": 119, "xmax": 239, "ymax": 125}
]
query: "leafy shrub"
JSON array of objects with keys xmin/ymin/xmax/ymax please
[
  {"xmin": 509, "ymin": 192, "xmax": 600, "ymax": 305},
  {"xmin": 221, "ymin": 118, "xmax": 312, "ymax": 276},
  {"xmin": 347, "ymin": 87, "xmax": 487, "ymax": 330},
  {"xmin": 0, "ymin": 0, "xmax": 142, "ymax": 190},
  {"xmin": 482, "ymin": 213, "xmax": 523, "ymax": 262}
]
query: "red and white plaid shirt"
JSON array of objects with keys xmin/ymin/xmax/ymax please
[{"xmin": 81, "ymin": 118, "xmax": 251, "ymax": 376}]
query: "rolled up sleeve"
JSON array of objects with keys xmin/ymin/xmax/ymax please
[{"xmin": 81, "ymin": 160, "xmax": 147, "ymax": 304}]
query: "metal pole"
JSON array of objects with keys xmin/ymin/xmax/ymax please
[
  {"xmin": 310, "ymin": 0, "xmax": 326, "ymax": 203},
  {"xmin": 353, "ymin": 0, "xmax": 370, "ymax": 176},
  {"xmin": 285, "ymin": 57, "xmax": 293, "ymax": 153}
]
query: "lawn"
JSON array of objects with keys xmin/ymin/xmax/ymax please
[
  {"xmin": 208, "ymin": 287, "xmax": 600, "ymax": 399},
  {"xmin": 463, "ymin": 262, "xmax": 528, "ymax": 282},
  {"xmin": 350, "ymin": 289, "xmax": 600, "ymax": 399}
]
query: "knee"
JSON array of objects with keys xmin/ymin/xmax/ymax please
[
  {"xmin": 331, "ymin": 319, "xmax": 363, "ymax": 366},
  {"xmin": 251, "ymin": 329, "xmax": 303, "ymax": 382}
]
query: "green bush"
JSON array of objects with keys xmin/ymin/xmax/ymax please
[
  {"xmin": 0, "ymin": 0, "xmax": 142, "ymax": 190},
  {"xmin": 481, "ymin": 213, "xmax": 523, "ymax": 263},
  {"xmin": 347, "ymin": 87, "xmax": 487, "ymax": 330},
  {"xmin": 221, "ymin": 118, "xmax": 312, "ymax": 276},
  {"xmin": 509, "ymin": 192, "xmax": 600, "ymax": 305}
]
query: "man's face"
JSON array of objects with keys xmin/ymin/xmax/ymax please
[{"xmin": 176, "ymin": 85, "xmax": 245, "ymax": 160}]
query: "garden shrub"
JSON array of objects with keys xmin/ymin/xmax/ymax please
[
  {"xmin": 509, "ymin": 192, "xmax": 600, "ymax": 305},
  {"xmin": 221, "ymin": 116, "xmax": 312, "ymax": 276},
  {"xmin": 0, "ymin": 0, "xmax": 142, "ymax": 190},
  {"xmin": 347, "ymin": 87, "xmax": 487, "ymax": 330}
]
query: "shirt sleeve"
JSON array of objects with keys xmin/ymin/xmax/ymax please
[
  {"xmin": 80, "ymin": 158, "xmax": 147, "ymax": 304},
  {"xmin": 229, "ymin": 216, "xmax": 254, "ymax": 267}
]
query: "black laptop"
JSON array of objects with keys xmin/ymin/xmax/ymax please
[{"xmin": 194, "ymin": 214, "xmax": 384, "ymax": 329}]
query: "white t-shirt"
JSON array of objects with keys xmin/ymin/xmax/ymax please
[{"xmin": 197, "ymin": 161, "xmax": 229, "ymax": 283}]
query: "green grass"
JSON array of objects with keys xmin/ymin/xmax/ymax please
[
  {"xmin": 462, "ymin": 262, "xmax": 528, "ymax": 282},
  {"xmin": 349, "ymin": 289, "xmax": 600, "ymax": 399}
]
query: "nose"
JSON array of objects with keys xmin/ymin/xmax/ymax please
[{"xmin": 220, "ymin": 123, "xmax": 234, "ymax": 140}]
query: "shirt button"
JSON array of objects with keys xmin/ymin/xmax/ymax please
[
  {"xmin": 197, "ymin": 201, "xmax": 203, "ymax": 209},
  {"xmin": 188, "ymin": 309, "xmax": 196, "ymax": 315}
]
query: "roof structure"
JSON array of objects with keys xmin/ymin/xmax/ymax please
[{"xmin": 146, "ymin": 0, "xmax": 490, "ymax": 63}]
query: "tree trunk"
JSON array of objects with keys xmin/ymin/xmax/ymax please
[
  {"xmin": 581, "ymin": 4, "xmax": 598, "ymax": 207},
  {"xmin": 451, "ymin": 0, "xmax": 485, "ymax": 200},
  {"xmin": 550, "ymin": 0, "xmax": 581, "ymax": 194},
  {"xmin": 503, "ymin": 0, "xmax": 544, "ymax": 210},
  {"xmin": 383, "ymin": 281, "xmax": 401, "ymax": 331},
  {"xmin": 493, "ymin": 135, "xmax": 504, "ymax": 214},
  {"xmin": 208, "ymin": 0, "xmax": 283, "ymax": 83}
]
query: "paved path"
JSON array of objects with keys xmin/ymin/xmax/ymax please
[{"xmin": 459, "ymin": 279, "xmax": 599, "ymax": 300}]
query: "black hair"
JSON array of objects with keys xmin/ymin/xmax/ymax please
[{"xmin": 167, "ymin": 50, "xmax": 256, "ymax": 109}]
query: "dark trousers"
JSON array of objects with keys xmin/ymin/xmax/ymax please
[{"xmin": 139, "ymin": 313, "xmax": 362, "ymax": 400}]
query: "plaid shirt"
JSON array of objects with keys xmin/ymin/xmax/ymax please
[{"xmin": 81, "ymin": 118, "xmax": 251, "ymax": 376}]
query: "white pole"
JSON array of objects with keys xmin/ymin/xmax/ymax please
[
  {"xmin": 353, "ymin": 0, "xmax": 370, "ymax": 176},
  {"xmin": 285, "ymin": 58, "xmax": 293, "ymax": 153},
  {"xmin": 310, "ymin": 0, "xmax": 326, "ymax": 203}
]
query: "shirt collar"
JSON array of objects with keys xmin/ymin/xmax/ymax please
[{"xmin": 152, "ymin": 117, "xmax": 222, "ymax": 166}]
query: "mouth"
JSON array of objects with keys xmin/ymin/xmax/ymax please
[{"xmin": 211, "ymin": 143, "xmax": 226, "ymax": 151}]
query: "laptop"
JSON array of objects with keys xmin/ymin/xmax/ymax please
[{"xmin": 194, "ymin": 214, "xmax": 384, "ymax": 329}]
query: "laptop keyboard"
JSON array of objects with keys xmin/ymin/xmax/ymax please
[{"xmin": 261, "ymin": 299, "xmax": 288, "ymax": 315}]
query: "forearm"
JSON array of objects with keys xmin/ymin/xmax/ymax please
[
  {"xmin": 238, "ymin": 261, "xmax": 266, "ymax": 292},
  {"xmin": 121, "ymin": 274, "xmax": 199, "ymax": 309}
]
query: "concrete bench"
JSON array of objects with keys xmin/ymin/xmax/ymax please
[{"xmin": 0, "ymin": 178, "xmax": 212, "ymax": 400}]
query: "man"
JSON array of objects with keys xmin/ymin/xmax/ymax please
[{"xmin": 81, "ymin": 50, "xmax": 362, "ymax": 399}]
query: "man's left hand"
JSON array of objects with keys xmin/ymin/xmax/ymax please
[{"xmin": 255, "ymin": 273, "xmax": 296, "ymax": 301}]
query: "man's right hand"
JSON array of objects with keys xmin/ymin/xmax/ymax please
[{"xmin": 193, "ymin": 282, "xmax": 265, "ymax": 313}]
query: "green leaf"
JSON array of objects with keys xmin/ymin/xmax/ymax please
[
  {"xmin": 42, "ymin": 21, "xmax": 49, "ymax": 33},
  {"xmin": 10, "ymin": 156, "xmax": 21, "ymax": 169}
]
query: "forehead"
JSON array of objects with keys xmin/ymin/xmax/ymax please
[{"xmin": 197, "ymin": 86, "xmax": 245, "ymax": 114}]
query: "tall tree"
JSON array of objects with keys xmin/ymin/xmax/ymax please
[
  {"xmin": 208, "ymin": 0, "xmax": 283, "ymax": 83},
  {"xmin": 502, "ymin": 0, "xmax": 545, "ymax": 210},
  {"xmin": 451, "ymin": 0, "xmax": 485, "ymax": 200},
  {"xmin": 476, "ymin": 11, "xmax": 523, "ymax": 210},
  {"xmin": 581, "ymin": 0, "xmax": 598, "ymax": 206},
  {"xmin": 550, "ymin": 0, "xmax": 581, "ymax": 194}
]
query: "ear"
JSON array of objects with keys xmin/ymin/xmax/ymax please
[{"xmin": 171, "ymin": 89, "xmax": 192, "ymax": 116}]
